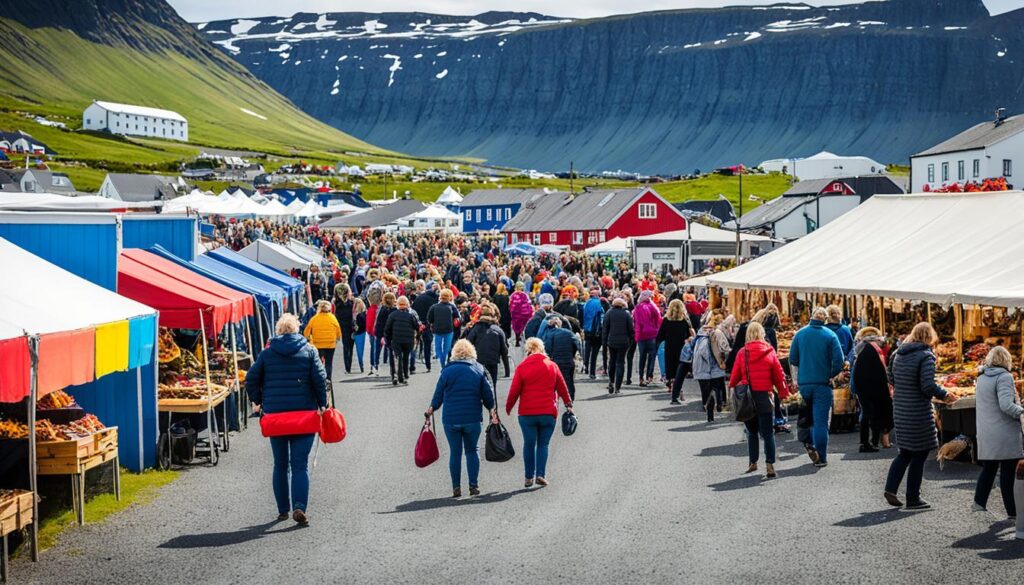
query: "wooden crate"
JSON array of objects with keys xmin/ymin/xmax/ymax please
[
  {"xmin": 0, "ymin": 490, "xmax": 33, "ymax": 536},
  {"xmin": 37, "ymin": 427, "xmax": 118, "ymax": 476}
]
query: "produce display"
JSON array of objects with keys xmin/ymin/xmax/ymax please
[
  {"xmin": 37, "ymin": 390, "xmax": 77, "ymax": 410},
  {"xmin": 777, "ymin": 329, "xmax": 796, "ymax": 358},
  {"xmin": 0, "ymin": 415, "xmax": 105, "ymax": 441},
  {"xmin": 158, "ymin": 328, "xmax": 181, "ymax": 363},
  {"xmin": 158, "ymin": 380, "xmax": 229, "ymax": 400}
]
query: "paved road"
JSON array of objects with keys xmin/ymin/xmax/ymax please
[{"xmin": 15, "ymin": 347, "xmax": 1024, "ymax": 584}]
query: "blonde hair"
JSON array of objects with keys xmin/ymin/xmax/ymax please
[
  {"xmin": 397, "ymin": 295, "xmax": 410, "ymax": 308},
  {"xmin": 353, "ymin": 298, "xmax": 366, "ymax": 314},
  {"xmin": 666, "ymin": 299, "xmax": 686, "ymax": 321},
  {"xmin": 705, "ymin": 312, "xmax": 724, "ymax": 329},
  {"xmin": 826, "ymin": 305, "xmax": 843, "ymax": 324},
  {"xmin": 451, "ymin": 339, "xmax": 477, "ymax": 361},
  {"xmin": 524, "ymin": 337, "xmax": 546, "ymax": 355},
  {"xmin": 751, "ymin": 309, "xmax": 767, "ymax": 324},
  {"xmin": 275, "ymin": 313, "xmax": 300, "ymax": 335},
  {"xmin": 439, "ymin": 289, "xmax": 453, "ymax": 302},
  {"xmin": 383, "ymin": 292, "xmax": 396, "ymax": 307},
  {"xmin": 746, "ymin": 321, "xmax": 766, "ymax": 342},
  {"xmin": 811, "ymin": 306, "xmax": 829, "ymax": 322},
  {"xmin": 907, "ymin": 322, "xmax": 938, "ymax": 346},
  {"xmin": 985, "ymin": 346, "xmax": 1013, "ymax": 370},
  {"xmin": 317, "ymin": 300, "xmax": 332, "ymax": 313},
  {"xmin": 855, "ymin": 326, "xmax": 881, "ymax": 340}
]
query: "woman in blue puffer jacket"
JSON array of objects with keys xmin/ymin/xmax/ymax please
[
  {"xmin": 247, "ymin": 314, "xmax": 328, "ymax": 526},
  {"xmin": 425, "ymin": 339, "xmax": 498, "ymax": 498}
]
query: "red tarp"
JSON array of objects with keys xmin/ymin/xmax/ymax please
[
  {"xmin": 118, "ymin": 249, "xmax": 253, "ymax": 333},
  {"xmin": 0, "ymin": 336, "xmax": 30, "ymax": 402},
  {"xmin": 37, "ymin": 329, "xmax": 95, "ymax": 396}
]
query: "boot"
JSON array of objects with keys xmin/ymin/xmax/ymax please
[{"xmin": 766, "ymin": 464, "xmax": 776, "ymax": 479}]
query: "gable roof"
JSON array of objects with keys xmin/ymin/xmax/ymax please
[
  {"xmin": 90, "ymin": 100, "xmax": 187, "ymax": 123},
  {"xmin": 106, "ymin": 173, "xmax": 177, "ymax": 202},
  {"xmin": 783, "ymin": 175, "xmax": 904, "ymax": 199},
  {"xmin": 673, "ymin": 199, "xmax": 735, "ymax": 223},
  {"xmin": 913, "ymin": 114, "xmax": 1024, "ymax": 158},
  {"xmin": 502, "ymin": 187, "xmax": 671, "ymax": 232},
  {"xmin": 459, "ymin": 188, "xmax": 545, "ymax": 207},
  {"xmin": 319, "ymin": 199, "xmax": 424, "ymax": 229},
  {"xmin": 730, "ymin": 195, "xmax": 814, "ymax": 230},
  {"xmin": 0, "ymin": 130, "xmax": 56, "ymax": 154}
]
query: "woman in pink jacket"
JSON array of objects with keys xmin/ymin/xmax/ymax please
[
  {"xmin": 632, "ymin": 289, "xmax": 663, "ymax": 386},
  {"xmin": 509, "ymin": 282, "xmax": 534, "ymax": 347}
]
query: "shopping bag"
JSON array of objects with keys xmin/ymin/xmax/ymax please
[
  {"xmin": 320, "ymin": 407, "xmax": 347, "ymax": 443},
  {"xmin": 732, "ymin": 349, "xmax": 757, "ymax": 422},
  {"xmin": 414, "ymin": 416, "xmax": 440, "ymax": 468},
  {"xmin": 260, "ymin": 410, "xmax": 321, "ymax": 437},
  {"xmin": 485, "ymin": 420, "xmax": 515, "ymax": 462}
]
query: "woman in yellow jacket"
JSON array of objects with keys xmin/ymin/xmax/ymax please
[{"xmin": 304, "ymin": 300, "xmax": 342, "ymax": 380}]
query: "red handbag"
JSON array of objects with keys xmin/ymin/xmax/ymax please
[
  {"xmin": 260, "ymin": 410, "xmax": 321, "ymax": 437},
  {"xmin": 414, "ymin": 416, "xmax": 440, "ymax": 468},
  {"xmin": 320, "ymin": 407, "xmax": 347, "ymax": 443}
]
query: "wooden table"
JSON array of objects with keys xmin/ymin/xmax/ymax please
[
  {"xmin": 0, "ymin": 490, "xmax": 34, "ymax": 582},
  {"xmin": 158, "ymin": 390, "xmax": 230, "ymax": 467},
  {"xmin": 36, "ymin": 428, "xmax": 120, "ymax": 526}
]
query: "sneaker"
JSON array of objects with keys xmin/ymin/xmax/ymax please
[
  {"xmin": 670, "ymin": 400, "xmax": 681, "ymax": 405},
  {"xmin": 813, "ymin": 461, "xmax": 828, "ymax": 468},
  {"xmin": 392, "ymin": 378, "xmax": 399, "ymax": 386},
  {"xmin": 884, "ymin": 491, "xmax": 904, "ymax": 507},
  {"xmin": 971, "ymin": 503, "xmax": 987, "ymax": 512},
  {"xmin": 469, "ymin": 486, "xmax": 480, "ymax": 496},
  {"xmin": 625, "ymin": 379, "xmax": 633, "ymax": 386},
  {"xmin": 614, "ymin": 389, "xmax": 621, "ymax": 394},
  {"xmin": 452, "ymin": 487, "xmax": 461, "ymax": 498},
  {"xmin": 292, "ymin": 509, "xmax": 309, "ymax": 525},
  {"xmin": 639, "ymin": 380, "xmax": 648, "ymax": 387},
  {"xmin": 525, "ymin": 478, "xmax": 534, "ymax": 488},
  {"xmin": 859, "ymin": 445, "xmax": 879, "ymax": 453},
  {"xmin": 276, "ymin": 513, "xmax": 289, "ymax": 521},
  {"xmin": 906, "ymin": 500, "xmax": 931, "ymax": 511},
  {"xmin": 535, "ymin": 477, "xmax": 549, "ymax": 486},
  {"xmin": 589, "ymin": 374, "xmax": 596, "ymax": 380},
  {"xmin": 804, "ymin": 445, "xmax": 820, "ymax": 464},
  {"xmin": 402, "ymin": 380, "xmax": 409, "ymax": 386}
]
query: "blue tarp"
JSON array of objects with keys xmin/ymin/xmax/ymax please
[{"xmin": 207, "ymin": 247, "xmax": 304, "ymax": 312}]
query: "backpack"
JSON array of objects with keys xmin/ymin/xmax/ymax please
[{"xmin": 587, "ymin": 307, "xmax": 604, "ymax": 336}]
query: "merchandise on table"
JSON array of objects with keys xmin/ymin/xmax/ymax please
[
  {"xmin": 158, "ymin": 327, "xmax": 181, "ymax": 363},
  {"xmin": 0, "ymin": 414, "xmax": 106, "ymax": 441},
  {"xmin": 36, "ymin": 389, "xmax": 78, "ymax": 410},
  {"xmin": 158, "ymin": 380, "xmax": 229, "ymax": 400}
]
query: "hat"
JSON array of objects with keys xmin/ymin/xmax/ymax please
[
  {"xmin": 538, "ymin": 293, "xmax": 554, "ymax": 307},
  {"xmin": 638, "ymin": 290, "xmax": 654, "ymax": 303}
]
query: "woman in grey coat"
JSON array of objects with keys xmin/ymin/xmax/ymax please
[
  {"xmin": 973, "ymin": 346, "xmax": 1024, "ymax": 518},
  {"xmin": 883, "ymin": 323, "xmax": 956, "ymax": 510}
]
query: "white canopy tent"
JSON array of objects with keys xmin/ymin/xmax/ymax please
[
  {"xmin": 285, "ymin": 199, "xmax": 306, "ymax": 213},
  {"xmin": 633, "ymin": 223, "xmax": 777, "ymax": 244},
  {"xmin": 239, "ymin": 239, "xmax": 312, "ymax": 272},
  {"xmin": 287, "ymin": 238, "xmax": 326, "ymax": 265},
  {"xmin": 259, "ymin": 199, "xmax": 292, "ymax": 216},
  {"xmin": 0, "ymin": 193, "xmax": 162, "ymax": 212},
  {"xmin": 399, "ymin": 204, "xmax": 461, "ymax": 231},
  {"xmin": 585, "ymin": 236, "xmax": 630, "ymax": 256},
  {"xmin": 436, "ymin": 186, "xmax": 464, "ymax": 205},
  {"xmin": 707, "ymin": 191, "xmax": 1024, "ymax": 308},
  {"xmin": 293, "ymin": 199, "xmax": 329, "ymax": 219}
]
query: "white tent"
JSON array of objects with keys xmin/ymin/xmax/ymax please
[
  {"xmin": 760, "ymin": 151, "xmax": 886, "ymax": 181},
  {"xmin": 634, "ymin": 223, "xmax": 777, "ymax": 243},
  {"xmin": 285, "ymin": 199, "xmax": 306, "ymax": 212},
  {"xmin": 239, "ymin": 239, "xmax": 312, "ymax": 272},
  {"xmin": 259, "ymin": 199, "xmax": 292, "ymax": 216},
  {"xmin": 436, "ymin": 186, "xmax": 464, "ymax": 205},
  {"xmin": 585, "ymin": 236, "xmax": 630, "ymax": 256},
  {"xmin": 0, "ymin": 193, "xmax": 161, "ymax": 212},
  {"xmin": 707, "ymin": 191, "xmax": 1024, "ymax": 308},
  {"xmin": 294, "ymin": 199, "xmax": 329, "ymax": 219},
  {"xmin": 287, "ymin": 238, "xmax": 326, "ymax": 265},
  {"xmin": 401, "ymin": 204, "xmax": 461, "ymax": 231}
]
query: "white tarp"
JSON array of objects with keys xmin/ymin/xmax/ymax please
[
  {"xmin": 287, "ymin": 238, "xmax": 326, "ymax": 265},
  {"xmin": 585, "ymin": 236, "xmax": 630, "ymax": 255},
  {"xmin": 239, "ymin": 239, "xmax": 311, "ymax": 272},
  {"xmin": 407, "ymin": 204, "xmax": 459, "ymax": 221},
  {"xmin": 0, "ymin": 236, "xmax": 155, "ymax": 340},
  {"xmin": 707, "ymin": 191, "xmax": 1024, "ymax": 308},
  {"xmin": 633, "ymin": 223, "xmax": 776, "ymax": 243},
  {"xmin": 259, "ymin": 199, "xmax": 292, "ymax": 216},
  {"xmin": 0, "ymin": 193, "xmax": 161, "ymax": 212},
  {"xmin": 294, "ymin": 199, "xmax": 329, "ymax": 218},
  {"xmin": 436, "ymin": 186, "xmax": 464, "ymax": 204}
]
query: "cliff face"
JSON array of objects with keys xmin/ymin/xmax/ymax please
[{"xmin": 199, "ymin": 0, "xmax": 1024, "ymax": 172}]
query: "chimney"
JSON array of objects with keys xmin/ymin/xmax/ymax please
[{"xmin": 995, "ymin": 107, "xmax": 1007, "ymax": 126}]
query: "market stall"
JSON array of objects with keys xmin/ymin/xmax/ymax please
[
  {"xmin": 238, "ymin": 239, "xmax": 311, "ymax": 274},
  {"xmin": 205, "ymin": 247, "xmax": 304, "ymax": 315},
  {"xmin": 118, "ymin": 249, "xmax": 254, "ymax": 466}
]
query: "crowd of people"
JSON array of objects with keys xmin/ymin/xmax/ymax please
[{"xmin": 232, "ymin": 221, "xmax": 1022, "ymax": 530}]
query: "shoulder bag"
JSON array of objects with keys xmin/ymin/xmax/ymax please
[
  {"xmin": 485, "ymin": 374, "xmax": 516, "ymax": 462},
  {"xmin": 732, "ymin": 348, "xmax": 757, "ymax": 422},
  {"xmin": 414, "ymin": 414, "xmax": 440, "ymax": 468}
]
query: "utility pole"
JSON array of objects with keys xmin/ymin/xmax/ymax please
[
  {"xmin": 735, "ymin": 165, "xmax": 743, "ymax": 266},
  {"xmin": 383, "ymin": 171, "xmax": 389, "ymax": 201},
  {"xmin": 569, "ymin": 161, "xmax": 575, "ymax": 195}
]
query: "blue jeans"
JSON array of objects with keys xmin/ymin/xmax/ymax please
[
  {"xmin": 434, "ymin": 332, "xmax": 454, "ymax": 367},
  {"xmin": 800, "ymin": 384, "xmax": 833, "ymax": 462},
  {"xmin": 657, "ymin": 341, "xmax": 666, "ymax": 378},
  {"xmin": 637, "ymin": 338, "xmax": 657, "ymax": 380},
  {"xmin": 519, "ymin": 415, "xmax": 557, "ymax": 479},
  {"xmin": 443, "ymin": 423, "xmax": 482, "ymax": 488},
  {"xmin": 369, "ymin": 334, "xmax": 380, "ymax": 368},
  {"xmin": 354, "ymin": 333, "xmax": 366, "ymax": 370},
  {"xmin": 885, "ymin": 448, "xmax": 930, "ymax": 503},
  {"xmin": 269, "ymin": 434, "xmax": 316, "ymax": 514},
  {"xmin": 745, "ymin": 410, "xmax": 777, "ymax": 464}
]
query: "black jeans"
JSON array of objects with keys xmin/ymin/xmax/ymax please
[
  {"xmin": 390, "ymin": 341, "xmax": 413, "ymax": 383},
  {"xmin": 698, "ymin": 378, "xmax": 725, "ymax": 421},
  {"xmin": 885, "ymin": 448, "xmax": 930, "ymax": 503},
  {"xmin": 670, "ymin": 362, "xmax": 691, "ymax": 402},
  {"xmin": 484, "ymin": 363, "xmax": 499, "ymax": 390},
  {"xmin": 584, "ymin": 334, "xmax": 602, "ymax": 376},
  {"xmin": 625, "ymin": 342, "xmax": 636, "ymax": 382},
  {"xmin": 557, "ymin": 362, "xmax": 576, "ymax": 401},
  {"xmin": 608, "ymin": 346, "xmax": 627, "ymax": 390},
  {"xmin": 317, "ymin": 348, "xmax": 335, "ymax": 380},
  {"xmin": 419, "ymin": 330, "xmax": 433, "ymax": 370},
  {"xmin": 975, "ymin": 459, "xmax": 1019, "ymax": 517},
  {"xmin": 340, "ymin": 330, "xmax": 354, "ymax": 373},
  {"xmin": 744, "ymin": 393, "xmax": 777, "ymax": 464}
]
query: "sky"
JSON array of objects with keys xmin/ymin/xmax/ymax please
[{"xmin": 168, "ymin": 0, "xmax": 1020, "ymax": 22}]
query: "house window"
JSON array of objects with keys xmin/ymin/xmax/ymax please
[
  {"xmin": 573, "ymin": 232, "xmax": 583, "ymax": 245},
  {"xmin": 598, "ymin": 232, "xmax": 606, "ymax": 242},
  {"xmin": 1004, "ymin": 159, "xmax": 1013, "ymax": 177},
  {"xmin": 86, "ymin": 118, "xmax": 91, "ymax": 125},
  {"xmin": 510, "ymin": 233, "xmax": 518, "ymax": 243},
  {"xmin": 587, "ymin": 232, "xmax": 597, "ymax": 244},
  {"xmin": 957, "ymin": 160, "xmax": 964, "ymax": 181},
  {"xmin": 486, "ymin": 208, "xmax": 492, "ymax": 221},
  {"xmin": 475, "ymin": 209, "xmax": 481, "ymax": 222},
  {"xmin": 973, "ymin": 159, "xmax": 980, "ymax": 178},
  {"xmin": 532, "ymin": 233, "xmax": 541, "ymax": 245},
  {"xmin": 941, "ymin": 162, "xmax": 948, "ymax": 182},
  {"xmin": 927, "ymin": 164, "xmax": 934, "ymax": 183},
  {"xmin": 548, "ymin": 232, "xmax": 558, "ymax": 243},
  {"xmin": 638, "ymin": 203, "xmax": 657, "ymax": 219},
  {"xmin": 505, "ymin": 207, "xmax": 511, "ymax": 220},
  {"xmin": 464, "ymin": 209, "xmax": 471, "ymax": 221}
]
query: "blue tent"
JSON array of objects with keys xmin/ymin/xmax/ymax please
[
  {"xmin": 207, "ymin": 247, "xmax": 304, "ymax": 310},
  {"xmin": 504, "ymin": 242, "xmax": 538, "ymax": 256}
]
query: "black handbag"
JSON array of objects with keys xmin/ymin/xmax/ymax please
[
  {"xmin": 561, "ymin": 409, "xmax": 578, "ymax": 436},
  {"xmin": 484, "ymin": 376, "xmax": 515, "ymax": 462},
  {"xmin": 732, "ymin": 349, "xmax": 757, "ymax": 422}
]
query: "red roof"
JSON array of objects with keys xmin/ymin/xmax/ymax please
[{"xmin": 117, "ymin": 249, "xmax": 253, "ymax": 332}]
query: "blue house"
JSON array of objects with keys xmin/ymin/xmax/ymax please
[{"xmin": 459, "ymin": 188, "xmax": 544, "ymax": 233}]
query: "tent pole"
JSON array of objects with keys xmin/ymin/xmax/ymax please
[
  {"xmin": 199, "ymin": 310, "xmax": 214, "ymax": 449},
  {"xmin": 927, "ymin": 302, "xmax": 933, "ymax": 326},
  {"xmin": 230, "ymin": 322, "xmax": 241, "ymax": 430},
  {"xmin": 954, "ymin": 303, "xmax": 964, "ymax": 363},
  {"xmin": 27, "ymin": 335, "xmax": 39, "ymax": 562},
  {"xmin": 879, "ymin": 298, "xmax": 885, "ymax": 335}
]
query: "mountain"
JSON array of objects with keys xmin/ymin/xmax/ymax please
[
  {"xmin": 200, "ymin": 0, "xmax": 1024, "ymax": 173},
  {"xmin": 0, "ymin": 0, "xmax": 381, "ymax": 156}
]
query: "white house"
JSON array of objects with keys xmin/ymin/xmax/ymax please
[
  {"xmin": 82, "ymin": 100, "xmax": 188, "ymax": 142},
  {"xmin": 759, "ymin": 151, "xmax": 886, "ymax": 181},
  {"xmin": 98, "ymin": 173, "xmax": 183, "ymax": 202},
  {"xmin": 910, "ymin": 112, "xmax": 1024, "ymax": 193}
]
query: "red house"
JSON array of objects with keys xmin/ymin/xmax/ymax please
[{"xmin": 501, "ymin": 187, "xmax": 686, "ymax": 251}]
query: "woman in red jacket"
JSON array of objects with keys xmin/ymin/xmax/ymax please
[
  {"xmin": 729, "ymin": 322, "xmax": 789, "ymax": 479},
  {"xmin": 506, "ymin": 338, "xmax": 574, "ymax": 487}
]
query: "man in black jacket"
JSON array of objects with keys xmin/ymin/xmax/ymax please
[
  {"xmin": 465, "ymin": 304, "xmax": 510, "ymax": 388},
  {"xmin": 541, "ymin": 315, "xmax": 582, "ymax": 400},
  {"xmin": 384, "ymin": 296, "xmax": 421, "ymax": 386},
  {"xmin": 427, "ymin": 289, "xmax": 460, "ymax": 367},
  {"xmin": 602, "ymin": 297, "xmax": 635, "ymax": 394},
  {"xmin": 411, "ymin": 282, "xmax": 438, "ymax": 372},
  {"xmin": 523, "ymin": 293, "xmax": 554, "ymax": 339}
]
